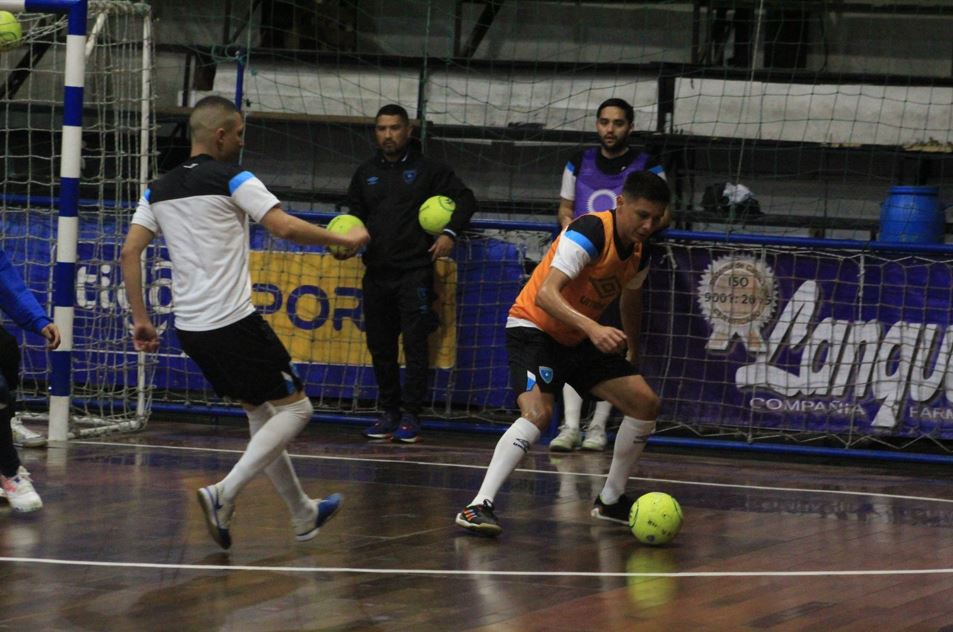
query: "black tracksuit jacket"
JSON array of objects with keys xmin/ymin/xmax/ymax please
[{"xmin": 345, "ymin": 142, "xmax": 477, "ymax": 275}]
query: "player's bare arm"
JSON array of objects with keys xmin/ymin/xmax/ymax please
[
  {"xmin": 557, "ymin": 198, "xmax": 574, "ymax": 230},
  {"xmin": 119, "ymin": 223, "xmax": 160, "ymax": 352},
  {"xmin": 620, "ymin": 286, "xmax": 643, "ymax": 363},
  {"xmin": 260, "ymin": 206, "xmax": 370, "ymax": 250},
  {"xmin": 535, "ymin": 268, "xmax": 627, "ymax": 354}
]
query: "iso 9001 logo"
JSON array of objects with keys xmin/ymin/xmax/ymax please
[{"xmin": 697, "ymin": 255, "xmax": 777, "ymax": 353}]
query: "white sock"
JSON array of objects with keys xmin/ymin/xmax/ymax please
[
  {"xmin": 599, "ymin": 416, "xmax": 655, "ymax": 504},
  {"xmin": 471, "ymin": 417, "xmax": 540, "ymax": 506},
  {"xmin": 589, "ymin": 400, "xmax": 612, "ymax": 432},
  {"xmin": 219, "ymin": 398, "xmax": 314, "ymax": 503},
  {"xmin": 561, "ymin": 384, "xmax": 583, "ymax": 430},
  {"xmin": 245, "ymin": 402, "xmax": 312, "ymax": 521}
]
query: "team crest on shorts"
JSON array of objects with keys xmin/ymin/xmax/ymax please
[
  {"xmin": 403, "ymin": 169, "xmax": 417, "ymax": 184},
  {"xmin": 538, "ymin": 366, "xmax": 554, "ymax": 383}
]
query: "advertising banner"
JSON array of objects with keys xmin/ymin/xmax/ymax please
[
  {"xmin": 250, "ymin": 252, "xmax": 457, "ymax": 369},
  {"xmin": 641, "ymin": 243, "xmax": 953, "ymax": 439}
]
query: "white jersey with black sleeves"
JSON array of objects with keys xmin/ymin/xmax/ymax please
[{"xmin": 131, "ymin": 154, "xmax": 280, "ymax": 331}]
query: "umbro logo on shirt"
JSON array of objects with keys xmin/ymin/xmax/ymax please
[{"xmin": 367, "ymin": 176, "xmax": 379, "ymax": 185}]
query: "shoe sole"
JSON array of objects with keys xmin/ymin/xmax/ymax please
[
  {"xmin": 590, "ymin": 507, "xmax": 629, "ymax": 525},
  {"xmin": 580, "ymin": 443, "xmax": 605, "ymax": 451},
  {"xmin": 13, "ymin": 437, "xmax": 47, "ymax": 449},
  {"xmin": 393, "ymin": 435, "xmax": 419, "ymax": 443},
  {"xmin": 296, "ymin": 493, "xmax": 342, "ymax": 542},
  {"xmin": 4, "ymin": 497, "xmax": 42, "ymax": 512},
  {"xmin": 454, "ymin": 514, "xmax": 502, "ymax": 537},
  {"xmin": 196, "ymin": 488, "xmax": 232, "ymax": 549},
  {"xmin": 363, "ymin": 432, "xmax": 392, "ymax": 439}
]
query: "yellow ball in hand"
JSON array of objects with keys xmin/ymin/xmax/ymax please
[
  {"xmin": 326, "ymin": 214, "xmax": 365, "ymax": 256},
  {"xmin": 418, "ymin": 195, "xmax": 455, "ymax": 235}
]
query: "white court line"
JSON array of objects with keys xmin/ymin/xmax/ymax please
[
  {"xmin": 3, "ymin": 556, "xmax": 953, "ymax": 578},
  {"xmin": 80, "ymin": 440, "xmax": 953, "ymax": 506}
]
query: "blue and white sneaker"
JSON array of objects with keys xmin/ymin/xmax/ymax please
[
  {"xmin": 362, "ymin": 412, "xmax": 400, "ymax": 439},
  {"xmin": 392, "ymin": 413, "xmax": 420, "ymax": 443},
  {"xmin": 294, "ymin": 493, "xmax": 343, "ymax": 542},
  {"xmin": 197, "ymin": 483, "xmax": 234, "ymax": 549}
]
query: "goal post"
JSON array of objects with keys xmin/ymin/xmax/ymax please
[{"xmin": 0, "ymin": 0, "xmax": 155, "ymax": 440}]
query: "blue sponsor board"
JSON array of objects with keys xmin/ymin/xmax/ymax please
[
  {"xmin": 1, "ymin": 215, "xmax": 521, "ymax": 410},
  {"xmin": 641, "ymin": 243, "xmax": 953, "ymax": 439}
]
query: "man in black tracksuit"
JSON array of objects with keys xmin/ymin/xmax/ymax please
[{"xmin": 345, "ymin": 103, "xmax": 477, "ymax": 443}]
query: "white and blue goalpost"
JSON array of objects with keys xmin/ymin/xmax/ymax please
[
  {"xmin": 1, "ymin": 0, "xmax": 87, "ymax": 442},
  {"xmin": 0, "ymin": 0, "xmax": 154, "ymax": 441}
]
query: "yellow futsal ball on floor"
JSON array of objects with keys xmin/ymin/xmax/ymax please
[
  {"xmin": 0, "ymin": 11, "xmax": 22, "ymax": 51},
  {"xmin": 418, "ymin": 195, "xmax": 455, "ymax": 235},
  {"xmin": 326, "ymin": 214, "xmax": 364, "ymax": 256},
  {"xmin": 629, "ymin": 492, "xmax": 683, "ymax": 546}
]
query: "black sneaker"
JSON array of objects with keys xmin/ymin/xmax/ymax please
[
  {"xmin": 590, "ymin": 493, "xmax": 634, "ymax": 525},
  {"xmin": 455, "ymin": 499, "xmax": 503, "ymax": 537},
  {"xmin": 362, "ymin": 411, "xmax": 399, "ymax": 439}
]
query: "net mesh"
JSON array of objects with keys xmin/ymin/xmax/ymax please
[
  {"xmin": 7, "ymin": 1, "xmax": 953, "ymax": 450},
  {"xmin": 0, "ymin": 1, "xmax": 155, "ymax": 435}
]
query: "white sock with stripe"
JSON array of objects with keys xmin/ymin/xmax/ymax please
[
  {"xmin": 599, "ymin": 416, "xmax": 655, "ymax": 505},
  {"xmin": 470, "ymin": 417, "xmax": 540, "ymax": 506},
  {"xmin": 244, "ymin": 402, "xmax": 313, "ymax": 523},
  {"xmin": 219, "ymin": 397, "xmax": 314, "ymax": 504}
]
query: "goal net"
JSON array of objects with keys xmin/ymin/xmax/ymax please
[
  {"xmin": 0, "ymin": 1, "xmax": 155, "ymax": 438},
  {"xmin": 19, "ymin": 1, "xmax": 950, "ymax": 451},
  {"xmin": 642, "ymin": 237, "xmax": 953, "ymax": 451}
]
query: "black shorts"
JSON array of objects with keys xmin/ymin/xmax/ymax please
[
  {"xmin": 0, "ymin": 325, "xmax": 20, "ymax": 392},
  {"xmin": 506, "ymin": 326, "xmax": 638, "ymax": 398},
  {"xmin": 176, "ymin": 312, "xmax": 303, "ymax": 406},
  {"xmin": 0, "ymin": 325, "xmax": 20, "ymax": 407}
]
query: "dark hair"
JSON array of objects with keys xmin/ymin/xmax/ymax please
[
  {"xmin": 192, "ymin": 95, "xmax": 239, "ymax": 116},
  {"xmin": 596, "ymin": 98, "xmax": 634, "ymax": 125},
  {"xmin": 375, "ymin": 103, "xmax": 410, "ymax": 123},
  {"xmin": 621, "ymin": 171, "xmax": 671, "ymax": 206}
]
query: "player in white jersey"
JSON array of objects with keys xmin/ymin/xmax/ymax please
[{"xmin": 120, "ymin": 95, "xmax": 369, "ymax": 549}]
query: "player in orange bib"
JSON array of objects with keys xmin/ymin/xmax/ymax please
[{"xmin": 455, "ymin": 171, "xmax": 670, "ymax": 536}]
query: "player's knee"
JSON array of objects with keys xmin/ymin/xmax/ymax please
[
  {"xmin": 273, "ymin": 396, "xmax": 314, "ymax": 432},
  {"xmin": 521, "ymin": 404, "xmax": 553, "ymax": 428},
  {"xmin": 619, "ymin": 390, "xmax": 659, "ymax": 421},
  {"xmin": 641, "ymin": 391, "xmax": 661, "ymax": 420}
]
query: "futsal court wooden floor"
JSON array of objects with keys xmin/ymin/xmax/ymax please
[{"xmin": 2, "ymin": 418, "xmax": 953, "ymax": 631}]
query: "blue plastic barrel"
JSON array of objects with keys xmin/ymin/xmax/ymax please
[{"xmin": 878, "ymin": 185, "xmax": 944, "ymax": 244}]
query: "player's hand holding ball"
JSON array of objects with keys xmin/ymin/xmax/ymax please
[{"xmin": 327, "ymin": 214, "xmax": 369, "ymax": 260}]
